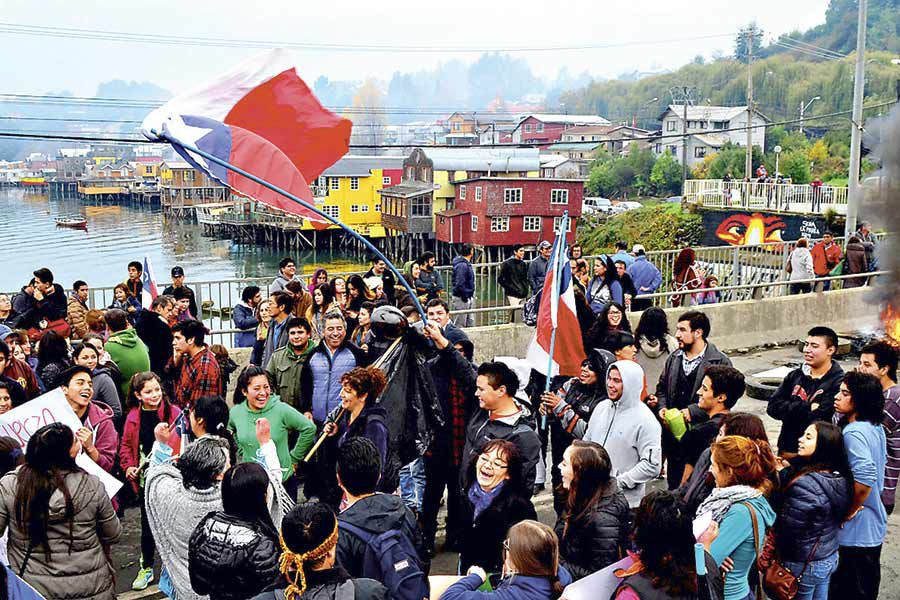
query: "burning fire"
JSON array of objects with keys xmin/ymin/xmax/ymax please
[{"xmin": 881, "ymin": 304, "xmax": 900, "ymax": 347}]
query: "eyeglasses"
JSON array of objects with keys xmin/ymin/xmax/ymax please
[{"xmin": 477, "ymin": 455, "xmax": 508, "ymax": 470}]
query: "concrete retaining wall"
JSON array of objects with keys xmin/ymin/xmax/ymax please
[{"xmin": 465, "ymin": 287, "xmax": 879, "ymax": 363}]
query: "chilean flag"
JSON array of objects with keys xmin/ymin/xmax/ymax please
[
  {"xmin": 141, "ymin": 256, "xmax": 159, "ymax": 308},
  {"xmin": 141, "ymin": 49, "xmax": 351, "ymax": 222},
  {"xmin": 525, "ymin": 219, "xmax": 586, "ymax": 377}
]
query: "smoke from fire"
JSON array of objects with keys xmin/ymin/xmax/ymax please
[{"xmin": 864, "ymin": 103, "xmax": 900, "ymax": 303}]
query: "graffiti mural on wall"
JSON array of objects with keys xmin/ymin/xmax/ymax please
[{"xmin": 700, "ymin": 209, "xmax": 827, "ymax": 247}]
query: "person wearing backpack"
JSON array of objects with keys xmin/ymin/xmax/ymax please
[
  {"xmin": 252, "ymin": 501, "xmax": 386, "ymax": 600},
  {"xmin": 335, "ymin": 437, "xmax": 430, "ymax": 600}
]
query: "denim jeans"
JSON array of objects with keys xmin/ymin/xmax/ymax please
[
  {"xmin": 783, "ymin": 553, "xmax": 839, "ymax": 600},
  {"xmin": 399, "ymin": 458, "xmax": 426, "ymax": 511}
]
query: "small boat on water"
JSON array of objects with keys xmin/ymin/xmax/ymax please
[{"xmin": 55, "ymin": 216, "xmax": 88, "ymax": 229}]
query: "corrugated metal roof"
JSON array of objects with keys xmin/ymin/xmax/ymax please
[
  {"xmin": 547, "ymin": 142, "xmax": 602, "ymax": 151},
  {"xmin": 525, "ymin": 114, "xmax": 611, "ymax": 126},
  {"xmin": 321, "ymin": 156, "xmax": 406, "ymax": 177},
  {"xmin": 377, "ymin": 181, "xmax": 433, "ymax": 198},
  {"xmin": 421, "ymin": 147, "xmax": 540, "ymax": 172},
  {"xmin": 659, "ymin": 105, "xmax": 767, "ymax": 122}
]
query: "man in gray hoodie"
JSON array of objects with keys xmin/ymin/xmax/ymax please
[{"xmin": 554, "ymin": 359, "xmax": 661, "ymax": 507}]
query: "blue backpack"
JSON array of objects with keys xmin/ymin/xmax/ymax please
[{"xmin": 338, "ymin": 521, "xmax": 429, "ymax": 600}]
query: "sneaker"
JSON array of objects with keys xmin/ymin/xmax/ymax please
[{"xmin": 132, "ymin": 567, "xmax": 154, "ymax": 591}]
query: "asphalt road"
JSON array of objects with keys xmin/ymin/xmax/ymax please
[{"xmin": 111, "ymin": 343, "xmax": 898, "ymax": 598}]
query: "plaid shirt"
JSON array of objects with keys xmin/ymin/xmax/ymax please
[
  {"xmin": 172, "ymin": 347, "xmax": 222, "ymax": 409},
  {"xmin": 449, "ymin": 378, "xmax": 468, "ymax": 465}
]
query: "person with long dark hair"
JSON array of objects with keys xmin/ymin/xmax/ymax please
[
  {"xmin": 0, "ymin": 436, "xmax": 24, "ymax": 566},
  {"xmin": 769, "ymin": 421, "xmax": 851, "ymax": 600},
  {"xmin": 0, "ymin": 423, "xmax": 122, "ymax": 599},
  {"xmin": 189, "ymin": 462, "xmax": 281, "ymax": 599},
  {"xmin": 444, "ymin": 520, "xmax": 571, "ymax": 600},
  {"xmin": 120, "ymin": 371, "xmax": 182, "ymax": 591},
  {"xmin": 614, "ymin": 490, "xmax": 722, "ymax": 599},
  {"xmin": 539, "ymin": 351, "xmax": 613, "ymax": 512},
  {"xmin": 345, "ymin": 275, "xmax": 375, "ymax": 335},
  {"xmin": 830, "ymin": 372, "xmax": 888, "ymax": 600},
  {"xmin": 585, "ymin": 256, "xmax": 624, "ymax": 314},
  {"xmin": 72, "ymin": 343, "xmax": 123, "ymax": 422},
  {"xmin": 633, "ymin": 307, "xmax": 678, "ymax": 391},
  {"xmin": 188, "ymin": 395, "xmax": 238, "ymax": 464},
  {"xmin": 672, "ymin": 248, "xmax": 703, "ymax": 308},
  {"xmin": 458, "ymin": 439, "xmax": 537, "ymax": 574},
  {"xmin": 554, "ymin": 441, "xmax": 630, "ymax": 580},
  {"xmin": 586, "ymin": 302, "xmax": 631, "ymax": 351},
  {"xmin": 307, "ymin": 283, "xmax": 337, "ymax": 342},
  {"xmin": 35, "ymin": 330, "xmax": 70, "ymax": 390}
]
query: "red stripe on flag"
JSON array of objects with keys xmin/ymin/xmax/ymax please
[
  {"xmin": 225, "ymin": 69, "xmax": 352, "ymax": 182},
  {"xmin": 535, "ymin": 299, "xmax": 585, "ymax": 376}
]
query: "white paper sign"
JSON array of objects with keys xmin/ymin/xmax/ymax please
[
  {"xmin": 560, "ymin": 555, "xmax": 634, "ymax": 600},
  {"xmin": 693, "ymin": 511, "xmax": 713, "ymax": 540},
  {"xmin": 0, "ymin": 389, "xmax": 123, "ymax": 498}
]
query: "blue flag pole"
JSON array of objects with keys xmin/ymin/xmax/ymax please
[
  {"xmin": 541, "ymin": 210, "xmax": 569, "ymax": 431},
  {"xmin": 151, "ymin": 129, "xmax": 427, "ymax": 322}
]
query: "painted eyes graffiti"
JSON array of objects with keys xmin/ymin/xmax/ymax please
[{"xmin": 715, "ymin": 213, "xmax": 787, "ymax": 246}]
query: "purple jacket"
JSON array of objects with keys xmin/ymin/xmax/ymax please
[
  {"xmin": 882, "ymin": 384, "xmax": 900, "ymax": 508},
  {"xmin": 82, "ymin": 401, "xmax": 118, "ymax": 474}
]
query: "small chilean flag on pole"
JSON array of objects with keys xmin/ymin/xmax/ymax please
[
  {"xmin": 141, "ymin": 49, "xmax": 351, "ymax": 224},
  {"xmin": 140, "ymin": 256, "xmax": 159, "ymax": 308},
  {"xmin": 525, "ymin": 212, "xmax": 586, "ymax": 380}
]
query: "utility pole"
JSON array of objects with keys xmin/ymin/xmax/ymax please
[
  {"xmin": 682, "ymin": 92, "xmax": 689, "ymax": 183},
  {"xmin": 845, "ymin": 0, "xmax": 868, "ymax": 238},
  {"xmin": 745, "ymin": 28, "xmax": 754, "ymax": 180}
]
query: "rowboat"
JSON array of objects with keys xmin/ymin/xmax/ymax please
[{"xmin": 55, "ymin": 216, "xmax": 88, "ymax": 229}]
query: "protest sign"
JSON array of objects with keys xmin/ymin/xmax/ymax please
[
  {"xmin": 560, "ymin": 555, "xmax": 634, "ymax": 600},
  {"xmin": 0, "ymin": 389, "xmax": 123, "ymax": 498}
]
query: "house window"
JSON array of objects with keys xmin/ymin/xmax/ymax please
[
  {"xmin": 536, "ymin": 123, "xmax": 544, "ymax": 132},
  {"xmin": 471, "ymin": 215, "xmax": 478, "ymax": 231},
  {"xmin": 374, "ymin": 203, "xmax": 381, "ymax": 212},
  {"xmin": 330, "ymin": 177, "xmax": 340, "ymax": 190},
  {"xmin": 714, "ymin": 121, "xmax": 728, "ymax": 130},
  {"xmin": 183, "ymin": 189, "xmax": 192, "ymax": 199},
  {"xmin": 668, "ymin": 145, "xmax": 678, "ymax": 155},
  {"xmin": 491, "ymin": 216, "xmax": 510, "ymax": 232},
  {"xmin": 474, "ymin": 186, "xmax": 482, "ymax": 202},
  {"xmin": 694, "ymin": 147, "xmax": 707, "ymax": 158},
  {"xmin": 453, "ymin": 122, "xmax": 461, "ymax": 131},
  {"xmin": 523, "ymin": 216, "xmax": 541, "ymax": 231},
  {"xmin": 323, "ymin": 205, "xmax": 339, "ymax": 219},
  {"xmin": 317, "ymin": 176, "xmax": 326, "ymax": 188},
  {"xmin": 550, "ymin": 189, "xmax": 569, "ymax": 205},
  {"xmin": 460, "ymin": 185, "xmax": 466, "ymax": 200},
  {"xmin": 350, "ymin": 177, "xmax": 359, "ymax": 190},
  {"xmin": 504, "ymin": 188, "xmax": 522, "ymax": 204},
  {"xmin": 524, "ymin": 123, "xmax": 532, "ymax": 133},
  {"xmin": 666, "ymin": 120, "xmax": 676, "ymax": 132},
  {"xmin": 411, "ymin": 196, "xmax": 431, "ymax": 217},
  {"xmin": 350, "ymin": 205, "xmax": 360, "ymax": 213},
  {"xmin": 382, "ymin": 176, "xmax": 391, "ymax": 186},
  {"xmin": 553, "ymin": 216, "xmax": 571, "ymax": 232},
  {"xmin": 184, "ymin": 171, "xmax": 195, "ymax": 183},
  {"xmin": 361, "ymin": 205, "xmax": 369, "ymax": 212}
]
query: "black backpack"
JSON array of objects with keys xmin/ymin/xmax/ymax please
[{"xmin": 338, "ymin": 521, "xmax": 428, "ymax": 600}]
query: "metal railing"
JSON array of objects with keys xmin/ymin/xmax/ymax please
[
  {"xmin": 683, "ymin": 179, "xmax": 848, "ymax": 215},
  {"xmin": 6, "ymin": 235, "xmax": 883, "ymax": 347}
]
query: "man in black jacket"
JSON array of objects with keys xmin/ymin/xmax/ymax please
[
  {"xmin": 336, "ymin": 438, "xmax": 429, "ymax": 576},
  {"xmin": 767, "ymin": 326, "xmax": 844, "ymax": 458},
  {"xmin": 648, "ymin": 310, "xmax": 732, "ymax": 489},
  {"xmin": 419, "ymin": 321, "xmax": 477, "ymax": 555},
  {"xmin": 364, "ymin": 257, "xmax": 397, "ymax": 304},
  {"xmin": 135, "ymin": 295, "xmax": 176, "ymax": 375},
  {"xmin": 26, "ymin": 268, "xmax": 67, "ymax": 329},
  {"xmin": 162, "ymin": 266, "xmax": 198, "ymax": 319},
  {"xmin": 498, "ymin": 244, "xmax": 529, "ymax": 306}
]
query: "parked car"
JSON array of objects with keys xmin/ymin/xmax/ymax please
[
  {"xmin": 609, "ymin": 201, "xmax": 643, "ymax": 214},
  {"xmin": 665, "ymin": 196, "xmax": 683, "ymax": 203},
  {"xmin": 583, "ymin": 196, "xmax": 613, "ymax": 215}
]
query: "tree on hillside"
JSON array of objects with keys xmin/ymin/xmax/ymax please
[
  {"xmin": 586, "ymin": 144, "xmax": 657, "ymax": 198},
  {"xmin": 650, "ymin": 151, "xmax": 683, "ymax": 195},
  {"xmin": 735, "ymin": 23, "xmax": 764, "ymax": 63},
  {"xmin": 347, "ymin": 79, "xmax": 386, "ymax": 155}
]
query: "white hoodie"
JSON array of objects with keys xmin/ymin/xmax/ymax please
[{"xmin": 584, "ymin": 360, "xmax": 662, "ymax": 507}]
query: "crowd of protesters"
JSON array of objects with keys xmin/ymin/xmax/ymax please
[{"xmin": 0, "ymin": 232, "xmax": 891, "ymax": 600}]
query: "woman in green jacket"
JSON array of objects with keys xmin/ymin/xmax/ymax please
[{"xmin": 229, "ymin": 365, "xmax": 316, "ymax": 500}]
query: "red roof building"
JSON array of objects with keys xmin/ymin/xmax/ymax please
[{"xmin": 435, "ymin": 177, "xmax": 582, "ymax": 247}]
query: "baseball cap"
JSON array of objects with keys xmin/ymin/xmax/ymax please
[
  {"xmin": 171, "ymin": 266, "xmax": 185, "ymax": 277},
  {"xmin": 0, "ymin": 325, "xmax": 11, "ymax": 341},
  {"xmin": 538, "ymin": 241, "xmax": 552, "ymax": 249},
  {"xmin": 632, "ymin": 244, "xmax": 646, "ymax": 254}
]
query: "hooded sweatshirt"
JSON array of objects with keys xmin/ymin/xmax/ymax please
[
  {"xmin": 228, "ymin": 396, "xmax": 316, "ymax": 480},
  {"xmin": 580, "ymin": 360, "xmax": 661, "ymax": 507},
  {"xmin": 104, "ymin": 328, "xmax": 151, "ymax": 398},
  {"xmin": 635, "ymin": 334, "xmax": 677, "ymax": 393},
  {"xmin": 80, "ymin": 401, "xmax": 118, "ymax": 474}
]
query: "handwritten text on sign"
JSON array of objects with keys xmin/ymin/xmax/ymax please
[{"xmin": 0, "ymin": 388, "xmax": 83, "ymax": 446}]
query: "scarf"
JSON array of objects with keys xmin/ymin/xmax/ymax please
[
  {"xmin": 695, "ymin": 484, "xmax": 761, "ymax": 523},
  {"xmin": 468, "ymin": 481, "xmax": 506, "ymax": 520}
]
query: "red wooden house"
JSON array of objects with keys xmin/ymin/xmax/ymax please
[
  {"xmin": 510, "ymin": 114, "xmax": 611, "ymax": 147},
  {"xmin": 435, "ymin": 177, "xmax": 582, "ymax": 248}
]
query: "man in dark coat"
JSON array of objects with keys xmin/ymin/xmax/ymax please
[
  {"xmin": 162, "ymin": 266, "xmax": 198, "ymax": 319},
  {"xmin": 498, "ymin": 244, "xmax": 530, "ymax": 305},
  {"xmin": 528, "ymin": 241, "xmax": 552, "ymax": 294},
  {"xmin": 135, "ymin": 295, "xmax": 176, "ymax": 375}
]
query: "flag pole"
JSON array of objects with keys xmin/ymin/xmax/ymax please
[
  {"xmin": 150, "ymin": 129, "xmax": 427, "ymax": 322},
  {"xmin": 541, "ymin": 211, "xmax": 568, "ymax": 431}
]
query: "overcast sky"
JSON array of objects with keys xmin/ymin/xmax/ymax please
[{"xmin": 4, "ymin": 0, "xmax": 831, "ymax": 97}]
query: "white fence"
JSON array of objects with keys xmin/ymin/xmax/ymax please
[{"xmin": 683, "ymin": 179, "xmax": 848, "ymax": 215}]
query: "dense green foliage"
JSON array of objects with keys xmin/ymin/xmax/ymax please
[{"xmin": 578, "ymin": 204, "xmax": 704, "ymax": 253}]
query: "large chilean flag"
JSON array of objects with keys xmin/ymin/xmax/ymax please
[
  {"xmin": 141, "ymin": 49, "xmax": 352, "ymax": 222},
  {"xmin": 525, "ymin": 224, "xmax": 586, "ymax": 377}
]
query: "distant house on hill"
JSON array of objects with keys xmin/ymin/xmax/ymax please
[{"xmin": 657, "ymin": 105, "xmax": 768, "ymax": 168}]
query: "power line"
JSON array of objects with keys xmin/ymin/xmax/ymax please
[
  {"xmin": 770, "ymin": 39, "xmax": 845, "ymax": 62},
  {"xmin": 777, "ymin": 36, "xmax": 848, "ymax": 59},
  {"xmin": 1, "ymin": 100, "xmax": 893, "ymax": 149},
  {"xmin": 0, "ymin": 22, "xmax": 734, "ymax": 54}
]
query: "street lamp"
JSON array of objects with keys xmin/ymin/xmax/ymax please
[
  {"xmin": 799, "ymin": 96, "xmax": 821, "ymax": 135},
  {"xmin": 773, "ymin": 145, "xmax": 782, "ymax": 177}
]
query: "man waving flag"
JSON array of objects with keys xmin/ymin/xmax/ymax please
[{"xmin": 525, "ymin": 213, "xmax": 586, "ymax": 378}]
